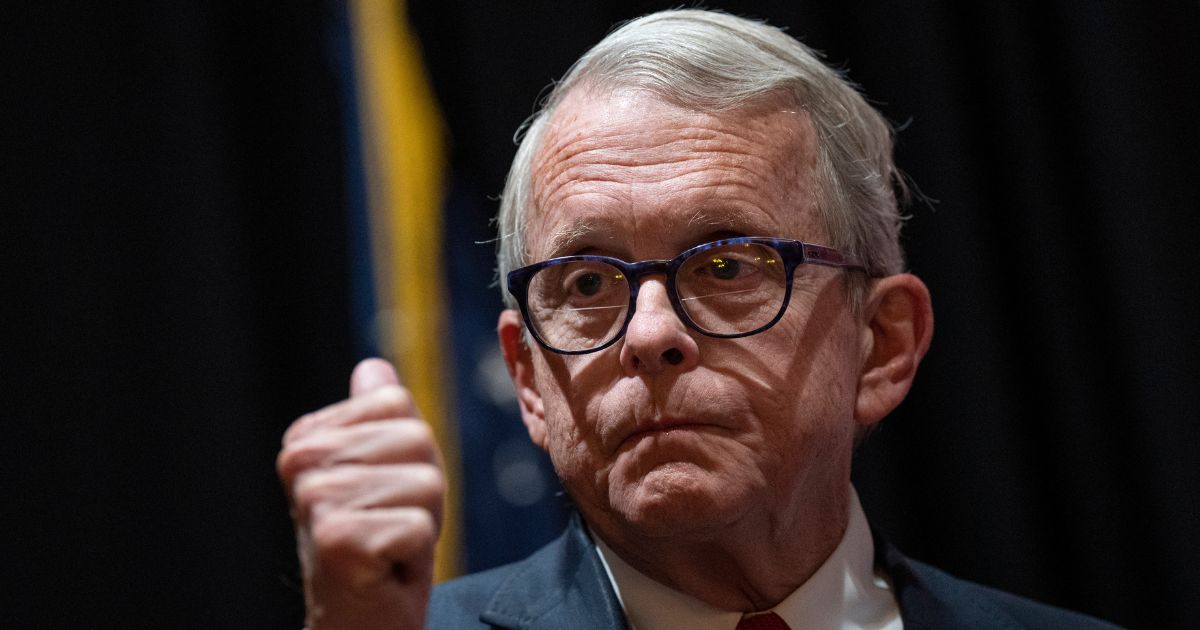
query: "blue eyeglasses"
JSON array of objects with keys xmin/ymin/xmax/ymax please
[{"xmin": 506, "ymin": 236, "xmax": 868, "ymax": 355}]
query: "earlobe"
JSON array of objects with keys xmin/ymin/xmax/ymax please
[
  {"xmin": 854, "ymin": 274, "xmax": 934, "ymax": 426},
  {"xmin": 498, "ymin": 310, "xmax": 548, "ymax": 449}
]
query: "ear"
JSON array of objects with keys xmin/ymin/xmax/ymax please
[
  {"xmin": 854, "ymin": 273, "xmax": 934, "ymax": 426},
  {"xmin": 498, "ymin": 309, "xmax": 548, "ymax": 449}
]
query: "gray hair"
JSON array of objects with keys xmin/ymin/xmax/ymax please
[{"xmin": 496, "ymin": 9, "xmax": 906, "ymax": 311}]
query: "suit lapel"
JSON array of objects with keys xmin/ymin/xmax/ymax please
[
  {"xmin": 481, "ymin": 513, "xmax": 629, "ymax": 630},
  {"xmin": 872, "ymin": 528, "xmax": 1023, "ymax": 630}
]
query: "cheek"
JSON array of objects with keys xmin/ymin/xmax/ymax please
[
  {"xmin": 726, "ymin": 307, "xmax": 861, "ymax": 452},
  {"xmin": 538, "ymin": 389, "xmax": 590, "ymax": 471},
  {"xmin": 531, "ymin": 358, "xmax": 619, "ymax": 498}
]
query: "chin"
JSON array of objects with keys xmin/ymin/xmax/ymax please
[{"xmin": 608, "ymin": 462, "xmax": 752, "ymax": 538}]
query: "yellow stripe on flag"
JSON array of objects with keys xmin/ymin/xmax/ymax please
[{"xmin": 349, "ymin": 0, "xmax": 461, "ymax": 581}]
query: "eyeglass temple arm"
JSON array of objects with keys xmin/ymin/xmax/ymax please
[{"xmin": 800, "ymin": 243, "xmax": 867, "ymax": 272}]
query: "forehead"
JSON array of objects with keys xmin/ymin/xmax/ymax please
[{"xmin": 526, "ymin": 88, "xmax": 823, "ymax": 259}]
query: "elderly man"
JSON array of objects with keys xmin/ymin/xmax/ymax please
[{"xmin": 277, "ymin": 9, "xmax": 1122, "ymax": 630}]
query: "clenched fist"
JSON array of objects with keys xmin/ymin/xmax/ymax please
[{"xmin": 277, "ymin": 359, "xmax": 444, "ymax": 630}]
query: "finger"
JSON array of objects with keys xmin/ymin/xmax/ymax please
[
  {"xmin": 283, "ymin": 383, "xmax": 419, "ymax": 445},
  {"xmin": 311, "ymin": 507, "xmax": 437, "ymax": 590},
  {"xmin": 278, "ymin": 419, "xmax": 439, "ymax": 487},
  {"xmin": 350, "ymin": 357, "xmax": 400, "ymax": 397},
  {"xmin": 292, "ymin": 463, "xmax": 445, "ymax": 525}
]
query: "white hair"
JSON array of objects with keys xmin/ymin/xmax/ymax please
[{"xmin": 496, "ymin": 9, "xmax": 907, "ymax": 311}]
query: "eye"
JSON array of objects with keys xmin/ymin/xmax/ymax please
[
  {"xmin": 558, "ymin": 262, "xmax": 624, "ymax": 302},
  {"xmin": 708, "ymin": 257, "xmax": 741, "ymax": 280},
  {"xmin": 681, "ymin": 244, "xmax": 777, "ymax": 288},
  {"xmin": 575, "ymin": 272, "xmax": 603, "ymax": 296}
]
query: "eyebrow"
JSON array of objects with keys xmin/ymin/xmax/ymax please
[
  {"xmin": 685, "ymin": 207, "xmax": 759, "ymax": 231},
  {"xmin": 540, "ymin": 206, "xmax": 764, "ymax": 259},
  {"xmin": 544, "ymin": 221, "xmax": 600, "ymax": 258}
]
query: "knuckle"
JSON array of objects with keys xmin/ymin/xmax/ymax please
[
  {"xmin": 408, "ymin": 509, "xmax": 438, "ymax": 544},
  {"xmin": 275, "ymin": 448, "xmax": 291, "ymax": 481},
  {"xmin": 276, "ymin": 438, "xmax": 332, "ymax": 486},
  {"xmin": 275, "ymin": 446, "xmax": 304, "ymax": 486},
  {"xmin": 405, "ymin": 420, "xmax": 436, "ymax": 448},
  {"xmin": 375, "ymin": 384, "xmax": 412, "ymax": 411},
  {"xmin": 281, "ymin": 412, "xmax": 314, "ymax": 445},
  {"xmin": 403, "ymin": 469, "xmax": 445, "ymax": 532},
  {"xmin": 410, "ymin": 463, "xmax": 446, "ymax": 498},
  {"xmin": 291, "ymin": 472, "xmax": 332, "ymax": 513},
  {"xmin": 311, "ymin": 510, "xmax": 361, "ymax": 561}
]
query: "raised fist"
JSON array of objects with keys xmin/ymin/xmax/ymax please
[{"xmin": 277, "ymin": 359, "xmax": 444, "ymax": 630}]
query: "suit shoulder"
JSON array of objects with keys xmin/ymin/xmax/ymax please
[
  {"xmin": 427, "ymin": 516, "xmax": 624, "ymax": 629},
  {"xmin": 906, "ymin": 558, "xmax": 1125, "ymax": 629},
  {"xmin": 428, "ymin": 522, "xmax": 586, "ymax": 629},
  {"xmin": 428, "ymin": 561, "xmax": 523, "ymax": 629}
]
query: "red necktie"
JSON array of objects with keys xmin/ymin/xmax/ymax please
[{"xmin": 736, "ymin": 611, "xmax": 792, "ymax": 630}]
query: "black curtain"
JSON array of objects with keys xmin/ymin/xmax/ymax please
[
  {"xmin": 6, "ymin": 1, "xmax": 1196, "ymax": 628},
  {"xmin": 5, "ymin": 2, "xmax": 349, "ymax": 626}
]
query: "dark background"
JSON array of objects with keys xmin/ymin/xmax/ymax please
[{"xmin": 5, "ymin": 1, "xmax": 1197, "ymax": 628}]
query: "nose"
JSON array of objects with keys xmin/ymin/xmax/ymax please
[{"xmin": 618, "ymin": 280, "xmax": 700, "ymax": 376}]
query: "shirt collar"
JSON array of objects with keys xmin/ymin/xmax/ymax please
[{"xmin": 591, "ymin": 486, "xmax": 901, "ymax": 630}]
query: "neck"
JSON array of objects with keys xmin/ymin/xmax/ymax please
[{"xmin": 587, "ymin": 483, "xmax": 851, "ymax": 612}]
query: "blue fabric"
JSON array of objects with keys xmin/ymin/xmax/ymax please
[{"xmin": 429, "ymin": 513, "xmax": 1124, "ymax": 629}]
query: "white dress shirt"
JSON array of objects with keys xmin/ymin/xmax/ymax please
[{"xmin": 592, "ymin": 487, "xmax": 903, "ymax": 630}]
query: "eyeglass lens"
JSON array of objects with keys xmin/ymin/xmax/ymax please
[{"xmin": 525, "ymin": 242, "xmax": 788, "ymax": 352}]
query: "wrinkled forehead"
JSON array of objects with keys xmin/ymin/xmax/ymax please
[{"xmin": 523, "ymin": 86, "xmax": 823, "ymax": 259}]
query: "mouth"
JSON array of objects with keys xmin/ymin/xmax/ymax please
[{"xmin": 619, "ymin": 417, "xmax": 717, "ymax": 447}]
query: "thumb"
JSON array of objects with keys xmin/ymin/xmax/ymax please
[{"xmin": 349, "ymin": 357, "xmax": 400, "ymax": 397}]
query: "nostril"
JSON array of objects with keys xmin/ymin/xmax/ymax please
[{"xmin": 662, "ymin": 348, "xmax": 684, "ymax": 365}]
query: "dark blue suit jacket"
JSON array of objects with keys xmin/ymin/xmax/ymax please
[{"xmin": 429, "ymin": 514, "xmax": 1123, "ymax": 629}]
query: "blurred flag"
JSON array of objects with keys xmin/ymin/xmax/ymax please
[{"xmin": 339, "ymin": 0, "xmax": 461, "ymax": 581}]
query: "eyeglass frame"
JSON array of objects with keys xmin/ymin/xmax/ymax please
[{"xmin": 506, "ymin": 236, "xmax": 872, "ymax": 355}]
